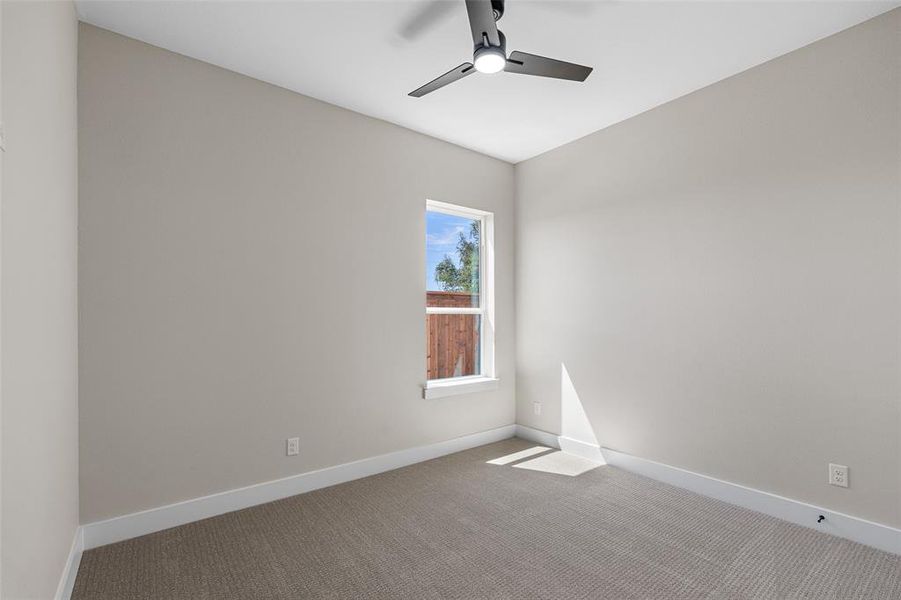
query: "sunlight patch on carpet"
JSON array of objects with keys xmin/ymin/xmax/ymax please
[
  {"xmin": 513, "ymin": 451, "xmax": 601, "ymax": 476},
  {"xmin": 486, "ymin": 446, "xmax": 552, "ymax": 465}
]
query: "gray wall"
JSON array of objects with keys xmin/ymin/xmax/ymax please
[
  {"xmin": 1, "ymin": 2, "xmax": 79, "ymax": 598},
  {"xmin": 78, "ymin": 24, "xmax": 515, "ymax": 524},
  {"xmin": 515, "ymin": 9, "xmax": 900, "ymax": 528}
]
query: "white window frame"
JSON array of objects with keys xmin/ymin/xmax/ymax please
[{"xmin": 423, "ymin": 199, "xmax": 498, "ymax": 399}]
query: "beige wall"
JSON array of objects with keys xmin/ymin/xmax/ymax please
[
  {"xmin": 1, "ymin": 2, "xmax": 79, "ymax": 598},
  {"xmin": 78, "ymin": 24, "xmax": 515, "ymax": 524},
  {"xmin": 515, "ymin": 10, "xmax": 900, "ymax": 527}
]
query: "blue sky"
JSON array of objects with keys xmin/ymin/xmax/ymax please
[{"xmin": 426, "ymin": 211, "xmax": 475, "ymax": 291}]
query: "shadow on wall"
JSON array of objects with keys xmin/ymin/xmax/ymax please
[
  {"xmin": 559, "ymin": 363, "xmax": 606, "ymax": 464},
  {"xmin": 485, "ymin": 363, "xmax": 608, "ymax": 474}
]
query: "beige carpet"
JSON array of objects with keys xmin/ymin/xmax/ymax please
[{"xmin": 73, "ymin": 438, "xmax": 900, "ymax": 599}]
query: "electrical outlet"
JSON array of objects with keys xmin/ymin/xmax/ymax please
[
  {"xmin": 828, "ymin": 463, "xmax": 848, "ymax": 488},
  {"xmin": 533, "ymin": 402, "xmax": 541, "ymax": 416},
  {"xmin": 286, "ymin": 437, "xmax": 300, "ymax": 456}
]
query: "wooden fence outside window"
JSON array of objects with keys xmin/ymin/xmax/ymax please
[{"xmin": 426, "ymin": 291, "xmax": 480, "ymax": 380}]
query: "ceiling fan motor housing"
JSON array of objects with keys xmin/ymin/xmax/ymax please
[
  {"xmin": 475, "ymin": 29, "xmax": 506, "ymax": 54},
  {"xmin": 473, "ymin": 30, "xmax": 506, "ymax": 73}
]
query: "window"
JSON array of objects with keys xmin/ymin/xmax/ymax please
[{"xmin": 424, "ymin": 200, "xmax": 497, "ymax": 399}]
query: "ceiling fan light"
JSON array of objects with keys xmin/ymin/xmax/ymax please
[{"xmin": 474, "ymin": 48, "xmax": 506, "ymax": 74}]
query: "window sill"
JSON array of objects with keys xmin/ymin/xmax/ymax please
[{"xmin": 422, "ymin": 376, "xmax": 500, "ymax": 400}]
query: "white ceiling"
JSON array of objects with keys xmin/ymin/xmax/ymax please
[{"xmin": 76, "ymin": 1, "xmax": 899, "ymax": 163}]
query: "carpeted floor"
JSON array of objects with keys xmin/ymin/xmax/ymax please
[{"xmin": 72, "ymin": 438, "xmax": 900, "ymax": 599}]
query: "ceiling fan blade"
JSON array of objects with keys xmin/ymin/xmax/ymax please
[
  {"xmin": 465, "ymin": 0, "xmax": 501, "ymax": 47},
  {"xmin": 409, "ymin": 63, "xmax": 476, "ymax": 98},
  {"xmin": 398, "ymin": 1, "xmax": 456, "ymax": 41},
  {"xmin": 505, "ymin": 51, "xmax": 592, "ymax": 82}
]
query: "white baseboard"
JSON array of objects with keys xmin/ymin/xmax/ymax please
[
  {"xmin": 558, "ymin": 436, "xmax": 605, "ymax": 463},
  {"xmin": 514, "ymin": 424, "xmax": 561, "ymax": 448},
  {"xmin": 82, "ymin": 424, "xmax": 517, "ymax": 550},
  {"xmin": 515, "ymin": 425, "xmax": 898, "ymax": 556},
  {"xmin": 601, "ymin": 447, "xmax": 901, "ymax": 556},
  {"xmin": 514, "ymin": 426, "xmax": 604, "ymax": 463},
  {"xmin": 55, "ymin": 526, "xmax": 84, "ymax": 600},
  {"xmin": 78, "ymin": 422, "xmax": 900, "ymax": 557}
]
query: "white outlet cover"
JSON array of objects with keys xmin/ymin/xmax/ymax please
[
  {"xmin": 829, "ymin": 463, "xmax": 848, "ymax": 488},
  {"xmin": 533, "ymin": 402, "xmax": 541, "ymax": 416},
  {"xmin": 286, "ymin": 437, "xmax": 300, "ymax": 456}
]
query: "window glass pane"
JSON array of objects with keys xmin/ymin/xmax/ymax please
[
  {"xmin": 426, "ymin": 314, "xmax": 481, "ymax": 381},
  {"xmin": 426, "ymin": 210, "xmax": 480, "ymax": 308}
]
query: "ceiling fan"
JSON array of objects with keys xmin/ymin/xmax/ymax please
[{"xmin": 409, "ymin": 0, "xmax": 593, "ymax": 98}]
